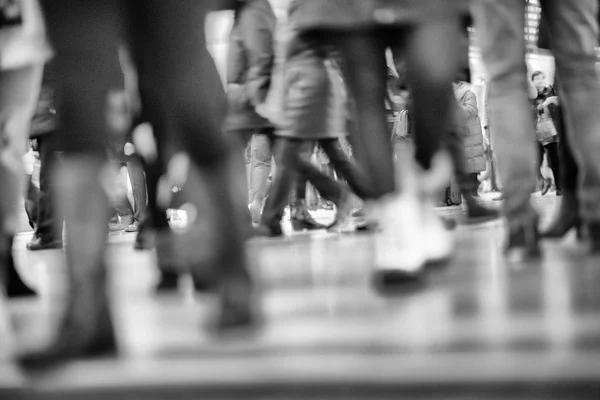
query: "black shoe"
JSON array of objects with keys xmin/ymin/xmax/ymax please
[
  {"xmin": 18, "ymin": 303, "xmax": 117, "ymax": 370},
  {"xmin": 556, "ymin": 189, "xmax": 563, "ymax": 196},
  {"xmin": 255, "ymin": 221, "xmax": 283, "ymax": 238},
  {"xmin": 4, "ymin": 236, "xmax": 37, "ymax": 298},
  {"xmin": 26, "ymin": 236, "xmax": 63, "ymax": 251},
  {"xmin": 505, "ymin": 215, "xmax": 542, "ymax": 262}
]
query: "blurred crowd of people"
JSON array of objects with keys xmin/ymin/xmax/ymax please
[{"xmin": 1, "ymin": 0, "xmax": 600, "ymax": 370}]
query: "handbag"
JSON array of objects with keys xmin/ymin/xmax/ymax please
[{"xmin": 535, "ymin": 106, "xmax": 558, "ymax": 143}]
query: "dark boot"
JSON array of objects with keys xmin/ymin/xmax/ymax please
[
  {"xmin": 540, "ymin": 191, "xmax": 581, "ymax": 239},
  {"xmin": 290, "ymin": 199, "xmax": 325, "ymax": 231},
  {"xmin": 3, "ymin": 236, "xmax": 37, "ymax": 298}
]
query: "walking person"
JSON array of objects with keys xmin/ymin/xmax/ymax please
[
  {"xmin": 19, "ymin": 0, "xmax": 256, "ymax": 369},
  {"xmin": 471, "ymin": 0, "xmax": 600, "ymax": 258},
  {"xmin": 0, "ymin": 0, "xmax": 50, "ymax": 298}
]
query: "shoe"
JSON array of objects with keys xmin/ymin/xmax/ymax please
[
  {"xmin": 290, "ymin": 199, "xmax": 326, "ymax": 231},
  {"xmin": 327, "ymin": 189, "xmax": 356, "ymax": 233},
  {"xmin": 556, "ymin": 189, "xmax": 563, "ymax": 196},
  {"xmin": 155, "ymin": 270, "xmax": 179, "ymax": 292},
  {"xmin": 320, "ymin": 200, "xmax": 334, "ymax": 211},
  {"xmin": 540, "ymin": 192, "xmax": 581, "ymax": 239},
  {"xmin": 255, "ymin": 222, "xmax": 284, "ymax": 238},
  {"xmin": 108, "ymin": 214, "xmax": 134, "ymax": 232},
  {"xmin": 124, "ymin": 220, "xmax": 140, "ymax": 233},
  {"xmin": 505, "ymin": 214, "xmax": 542, "ymax": 262},
  {"xmin": 421, "ymin": 206, "xmax": 454, "ymax": 265},
  {"xmin": 26, "ymin": 236, "xmax": 63, "ymax": 251},
  {"xmin": 540, "ymin": 179, "xmax": 551, "ymax": 196},
  {"xmin": 211, "ymin": 277, "xmax": 257, "ymax": 335},
  {"xmin": 3, "ymin": 236, "xmax": 37, "ymax": 298},
  {"xmin": 18, "ymin": 298, "xmax": 117, "ymax": 370},
  {"xmin": 372, "ymin": 194, "xmax": 426, "ymax": 282}
]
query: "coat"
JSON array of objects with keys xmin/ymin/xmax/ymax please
[
  {"xmin": 224, "ymin": 0, "xmax": 277, "ymax": 132},
  {"xmin": 292, "ymin": 0, "xmax": 469, "ymax": 32},
  {"xmin": 454, "ymin": 81, "xmax": 486, "ymax": 174},
  {"xmin": 276, "ymin": 4, "xmax": 347, "ymax": 140}
]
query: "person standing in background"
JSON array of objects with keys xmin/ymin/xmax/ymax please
[{"xmin": 224, "ymin": 0, "xmax": 277, "ymax": 226}]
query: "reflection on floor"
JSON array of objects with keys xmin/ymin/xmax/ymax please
[{"xmin": 2, "ymin": 192, "xmax": 600, "ymax": 399}]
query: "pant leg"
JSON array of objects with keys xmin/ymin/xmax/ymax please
[
  {"xmin": 0, "ymin": 67, "xmax": 44, "ymax": 237},
  {"xmin": 537, "ymin": 141, "xmax": 546, "ymax": 180},
  {"xmin": 130, "ymin": 0, "xmax": 248, "ymax": 280},
  {"xmin": 402, "ymin": 18, "xmax": 460, "ymax": 171},
  {"xmin": 34, "ymin": 134, "xmax": 62, "ymax": 241},
  {"xmin": 335, "ymin": 32, "xmax": 395, "ymax": 198},
  {"xmin": 542, "ymin": 0, "xmax": 600, "ymax": 220},
  {"xmin": 262, "ymin": 137, "xmax": 344, "ymax": 226},
  {"xmin": 544, "ymin": 142, "xmax": 561, "ymax": 191},
  {"xmin": 472, "ymin": 0, "xmax": 538, "ymax": 225},
  {"xmin": 249, "ymin": 128, "xmax": 273, "ymax": 204},
  {"xmin": 126, "ymin": 156, "xmax": 147, "ymax": 223},
  {"xmin": 320, "ymin": 138, "xmax": 375, "ymax": 200}
]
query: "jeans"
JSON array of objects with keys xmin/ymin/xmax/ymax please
[
  {"xmin": 262, "ymin": 137, "xmax": 374, "ymax": 226},
  {"xmin": 249, "ymin": 131, "xmax": 273, "ymax": 205},
  {"xmin": 472, "ymin": 0, "xmax": 543, "ymax": 225},
  {"xmin": 473, "ymin": 0, "xmax": 600, "ymax": 223},
  {"xmin": 0, "ymin": 66, "xmax": 44, "ymax": 237}
]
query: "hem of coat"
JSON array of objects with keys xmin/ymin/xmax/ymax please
[{"xmin": 275, "ymin": 130, "xmax": 349, "ymax": 140}]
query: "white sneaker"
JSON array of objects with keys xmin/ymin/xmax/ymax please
[
  {"xmin": 421, "ymin": 202, "xmax": 454, "ymax": 264},
  {"xmin": 372, "ymin": 193, "xmax": 426, "ymax": 279}
]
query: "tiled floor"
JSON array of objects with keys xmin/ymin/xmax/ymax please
[{"xmin": 2, "ymin": 192, "xmax": 600, "ymax": 399}]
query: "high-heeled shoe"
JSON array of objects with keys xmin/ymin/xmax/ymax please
[
  {"xmin": 540, "ymin": 192, "xmax": 582, "ymax": 240},
  {"xmin": 540, "ymin": 178, "xmax": 551, "ymax": 196}
]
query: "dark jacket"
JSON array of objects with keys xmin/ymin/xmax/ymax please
[
  {"xmin": 532, "ymin": 85, "xmax": 561, "ymax": 145},
  {"xmin": 224, "ymin": 0, "xmax": 276, "ymax": 132},
  {"xmin": 454, "ymin": 82, "xmax": 486, "ymax": 173}
]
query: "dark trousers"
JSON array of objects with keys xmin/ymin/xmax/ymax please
[
  {"xmin": 262, "ymin": 137, "xmax": 373, "ymax": 226},
  {"xmin": 31, "ymin": 135, "xmax": 62, "ymax": 242},
  {"xmin": 42, "ymin": 0, "xmax": 248, "ymax": 280},
  {"xmin": 538, "ymin": 141, "xmax": 561, "ymax": 191}
]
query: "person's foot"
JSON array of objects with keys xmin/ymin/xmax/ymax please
[
  {"xmin": 320, "ymin": 200, "xmax": 334, "ymax": 211},
  {"xmin": 540, "ymin": 192, "xmax": 580, "ymax": 239},
  {"xmin": 290, "ymin": 199, "xmax": 326, "ymax": 231},
  {"xmin": 327, "ymin": 189, "xmax": 356, "ymax": 233},
  {"xmin": 124, "ymin": 220, "xmax": 140, "ymax": 233},
  {"xmin": 108, "ymin": 214, "xmax": 134, "ymax": 232},
  {"xmin": 505, "ymin": 214, "xmax": 542, "ymax": 262},
  {"xmin": 255, "ymin": 221, "xmax": 284, "ymax": 238},
  {"xmin": 556, "ymin": 189, "xmax": 563, "ymax": 196},
  {"xmin": 464, "ymin": 198, "xmax": 500, "ymax": 225},
  {"xmin": 540, "ymin": 179, "xmax": 552, "ymax": 196},
  {"xmin": 372, "ymin": 194, "xmax": 426, "ymax": 282},
  {"xmin": 18, "ymin": 301, "xmax": 117, "ymax": 370},
  {"xmin": 26, "ymin": 236, "xmax": 63, "ymax": 251},
  {"xmin": 421, "ymin": 206, "xmax": 454, "ymax": 265}
]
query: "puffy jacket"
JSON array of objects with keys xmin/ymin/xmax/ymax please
[
  {"xmin": 224, "ymin": 0, "xmax": 276, "ymax": 132},
  {"xmin": 454, "ymin": 81, "xmax": 486, "ymax": 173}
]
